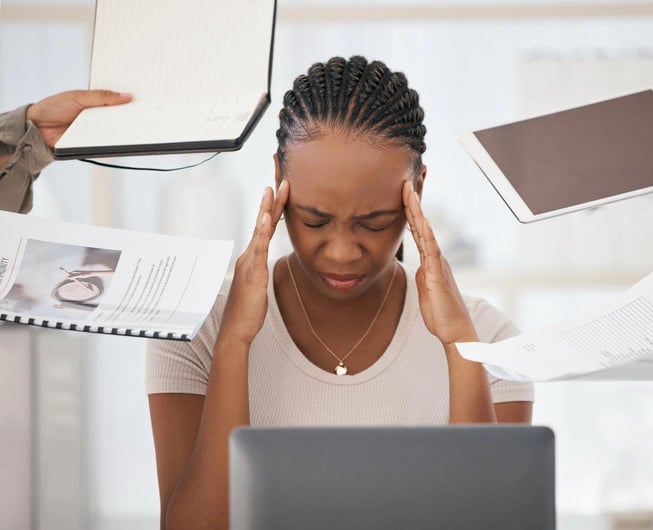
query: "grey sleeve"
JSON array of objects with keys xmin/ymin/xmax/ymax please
[{"xmin": 0, "ymin": 105, "xmax": 54, "ymax": 213}]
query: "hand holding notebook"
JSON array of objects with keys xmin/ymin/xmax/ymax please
[{"xmin": 27, "ymin": 90, "xmax": 132, "ymax": 148}]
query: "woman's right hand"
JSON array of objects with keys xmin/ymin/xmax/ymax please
[
  {"xmin": 217, "ymin": 180, "xmax": 289, "ymax": 347},
  {"xmin": 160, "ymin": 185, "xmax": 289, "ymax": 530}
]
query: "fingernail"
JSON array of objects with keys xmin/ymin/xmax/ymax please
[
  {"xmin": 408, "ymin": 180, "xmax": 414, "ymax": 192},
  {"xmin": 261, "ymin": 212, "xmax": 269, "ymax": 226},
  {"xmin": 279, "ymin": 179, "xmax": 288, "ymax": 190}
]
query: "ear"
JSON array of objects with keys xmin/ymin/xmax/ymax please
[
  {"xmin": 273, "ymin": 153, "xmax": 282, "ymax": 190},
  {"xmin": 414, "ymin": 164, "xmax": 427, "ymax": 198}
]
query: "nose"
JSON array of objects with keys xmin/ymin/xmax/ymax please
[{"xmin": 322, "ymin": 224, "xmax": 364, "ymax": 265}]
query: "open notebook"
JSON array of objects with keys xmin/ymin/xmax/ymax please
[
  {"xmin": 54, "ymin": 0, "xmax": 277, "ymax": 159},
  {"xmin": 459, "ymin": 90, "xmax": 653, "ymax": 223}
]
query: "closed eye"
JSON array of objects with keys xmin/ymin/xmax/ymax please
[
  {"xmin": 302, "ymin": 221, "xmax": 328, "ymax": 229},
  {"xmin": 302, "ymin": 220, "xmax": 393, "ymax": 231},
  {"xmin": 359, "ymin": 223, "xmax": 389, "ymax": 232}
]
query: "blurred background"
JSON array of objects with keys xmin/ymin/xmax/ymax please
[{"xmin": 1, "ymin": 0, "xmax": 652, "ymax": 528}]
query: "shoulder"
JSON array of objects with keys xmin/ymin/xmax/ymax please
[
  {"xmin": 400, "ymin": 261, "xmax": 518, "ymax": 343},
  {"xmin": 462, "ymin": 294, "xmax": 520, "ymax": 343},
  {"xmin": 144, "ymin": 275, "xmax": 233, "ymax": 394},
  {"xmin": 400, "ymin": 261, "xmax": 532, "ymax": 399},
  {"xmin": 180, "ymin": 273, "xmax": 234, "ymax": 346}
]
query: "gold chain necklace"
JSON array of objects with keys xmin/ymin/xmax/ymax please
[{"xmin": 285, "ymin": 257, "xmax": 397, "ymax": 376}]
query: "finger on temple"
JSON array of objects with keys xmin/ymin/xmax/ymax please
[
  {"xmin": 254, "ymin": 212, "xmax": 272, "ymax": 260},
  {"xmin": 421, "ymin": 215, "xmax": 432, "ymax": 249},
  {"xmin": 270, "ymin": 179, "xmax": 289, "ymax": 224},
  {"xmin": 409, "ymin": 190, "xmax": 425, "ymax": 218},
  {"xmin": 410, "ymin": 193, "xmax": 427, "ymax": 247},
  {"xmin": 422, "ymin": 217, "xmax": 446, "ymax": 276},
  {"xmin": 422, "ymin": 217, "xmax": 441, "ymax": 252},
  {"xmin": 403, "ymin": 183, "xmax": 420, "ymax": 233},
  {"xmin": 404, "ymin": 190, "xmax": 422, "ymax": 232},
  {"xmin": 246, "ymin": 188, "xmax": 272, "ymax": 249},
  {"xmin": 403, "ymin": 189, "xmax": 427, "ymax": 261},
  {"xmin": 402, "ymin": 180, "xmax": 413, "ymax": 206},
  {"xmin": 260, "ymin": 187, "xmax": 276, "ymax": 222},
  {"xmin": 407, "ymin": 213, "xmax": 427, "ymax": 268}
]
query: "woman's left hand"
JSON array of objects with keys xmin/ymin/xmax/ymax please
[{"xmin": 402, "ymin": 180, "xmax": 479, "ymax": 346}]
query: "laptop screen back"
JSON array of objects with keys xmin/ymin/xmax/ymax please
[{"xmin": 229, "ymin": 426, "xmax": 555, "ymax": 530}]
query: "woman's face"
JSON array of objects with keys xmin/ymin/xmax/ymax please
[{"xmin": 276, "ymin": 129, "xmax": 425, "ymax": 300}]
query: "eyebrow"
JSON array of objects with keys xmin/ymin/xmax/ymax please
[{"xmin": 294, "ymin": 204, "xmax": 401, "ymax": 221}]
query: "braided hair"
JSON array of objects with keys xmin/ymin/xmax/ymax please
[{"xmin": 276, "ymin": 56, "xmax": 427, "ymax": 176}]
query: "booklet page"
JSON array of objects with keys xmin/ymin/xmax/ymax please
[{"xmin": 0, "ymin": 211, "xmax": 233, "ymax": 340}]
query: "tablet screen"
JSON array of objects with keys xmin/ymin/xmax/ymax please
[{"xmin": 472, "ymin": 90, "xmax": 653, "ymax": 216}]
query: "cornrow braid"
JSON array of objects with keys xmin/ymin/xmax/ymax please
[
  {"xmin": 276, "ymin": 55, "xmax": 427, "ymax": 172},
  {"xmin": 351, "ymin": 63, "xmax": 394, "ymax": 128},
  {"xmin": 307, "ymin": 62, "xmax": 327, "ymax": 118}
]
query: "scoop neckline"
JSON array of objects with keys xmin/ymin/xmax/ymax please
[{"xmin": 267, "ymin": 259, "xmax": 417, "ymax": 385}]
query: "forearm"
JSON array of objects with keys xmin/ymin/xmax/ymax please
[
  {"xmin": 165, "ymin": 335, "xmax": 250, "ymax": 530},
  {"xmin": 0, "ymin": 105, "xmax": 53, "ymax": 213},
  {"xmin": 0, "ymin": 160, "xmax": 36, "ymax": 213},
  {"xmin": 445, "ymin": 343, "xmax": 497, "ymax": 424}
]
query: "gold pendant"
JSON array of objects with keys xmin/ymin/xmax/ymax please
[{"xmin": 335, "ymin": 362, "xmax": 348, "ymax": 376}]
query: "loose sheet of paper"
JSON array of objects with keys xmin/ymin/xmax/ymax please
[{"xmin": 456, "ymin": 272, "xmax": 653, "ymax": 381}]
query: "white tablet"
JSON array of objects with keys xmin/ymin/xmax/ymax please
[{"xmin": 459, "ymin": 90, "xmax": 653, "ymax": 223}]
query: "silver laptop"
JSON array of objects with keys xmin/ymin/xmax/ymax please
[{"xmin": 229, "ymin": 426, "xmax": 555, "ymax": 530}]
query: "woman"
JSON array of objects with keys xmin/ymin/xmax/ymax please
[{"xmin": 147, "ymin": 56, "xmax": 534, "ymax": 529}]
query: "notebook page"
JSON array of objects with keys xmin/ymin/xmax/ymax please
[
  {"xmin": 57, "ymin": 92, "xmax": 262, "ymax": 148},
  {"xmin": 90, "ymin": 0, "xmax": 271, "ymax": 100}
]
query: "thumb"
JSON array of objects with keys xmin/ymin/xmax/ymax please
[{"xmin": 75, "ymin": 89, "xmax": 132, "ymax": 109}]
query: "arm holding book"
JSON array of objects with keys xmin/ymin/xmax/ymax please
[{"xmin": 0, "ymin": 90, "xmax": 131, "ymax": 213}]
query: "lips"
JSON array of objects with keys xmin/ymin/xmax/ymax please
[{"xmin": 320, "ymin": 273, "xmax": 366, "ymax": 291}]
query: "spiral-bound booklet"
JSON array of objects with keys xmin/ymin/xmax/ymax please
[
  {"xmin": 54, "ymin": 0, "xmax": 277, "ymax": 159},
  {"xmin": 0, "ymin": 211, "xmax": 233, "ymax": 340}
]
